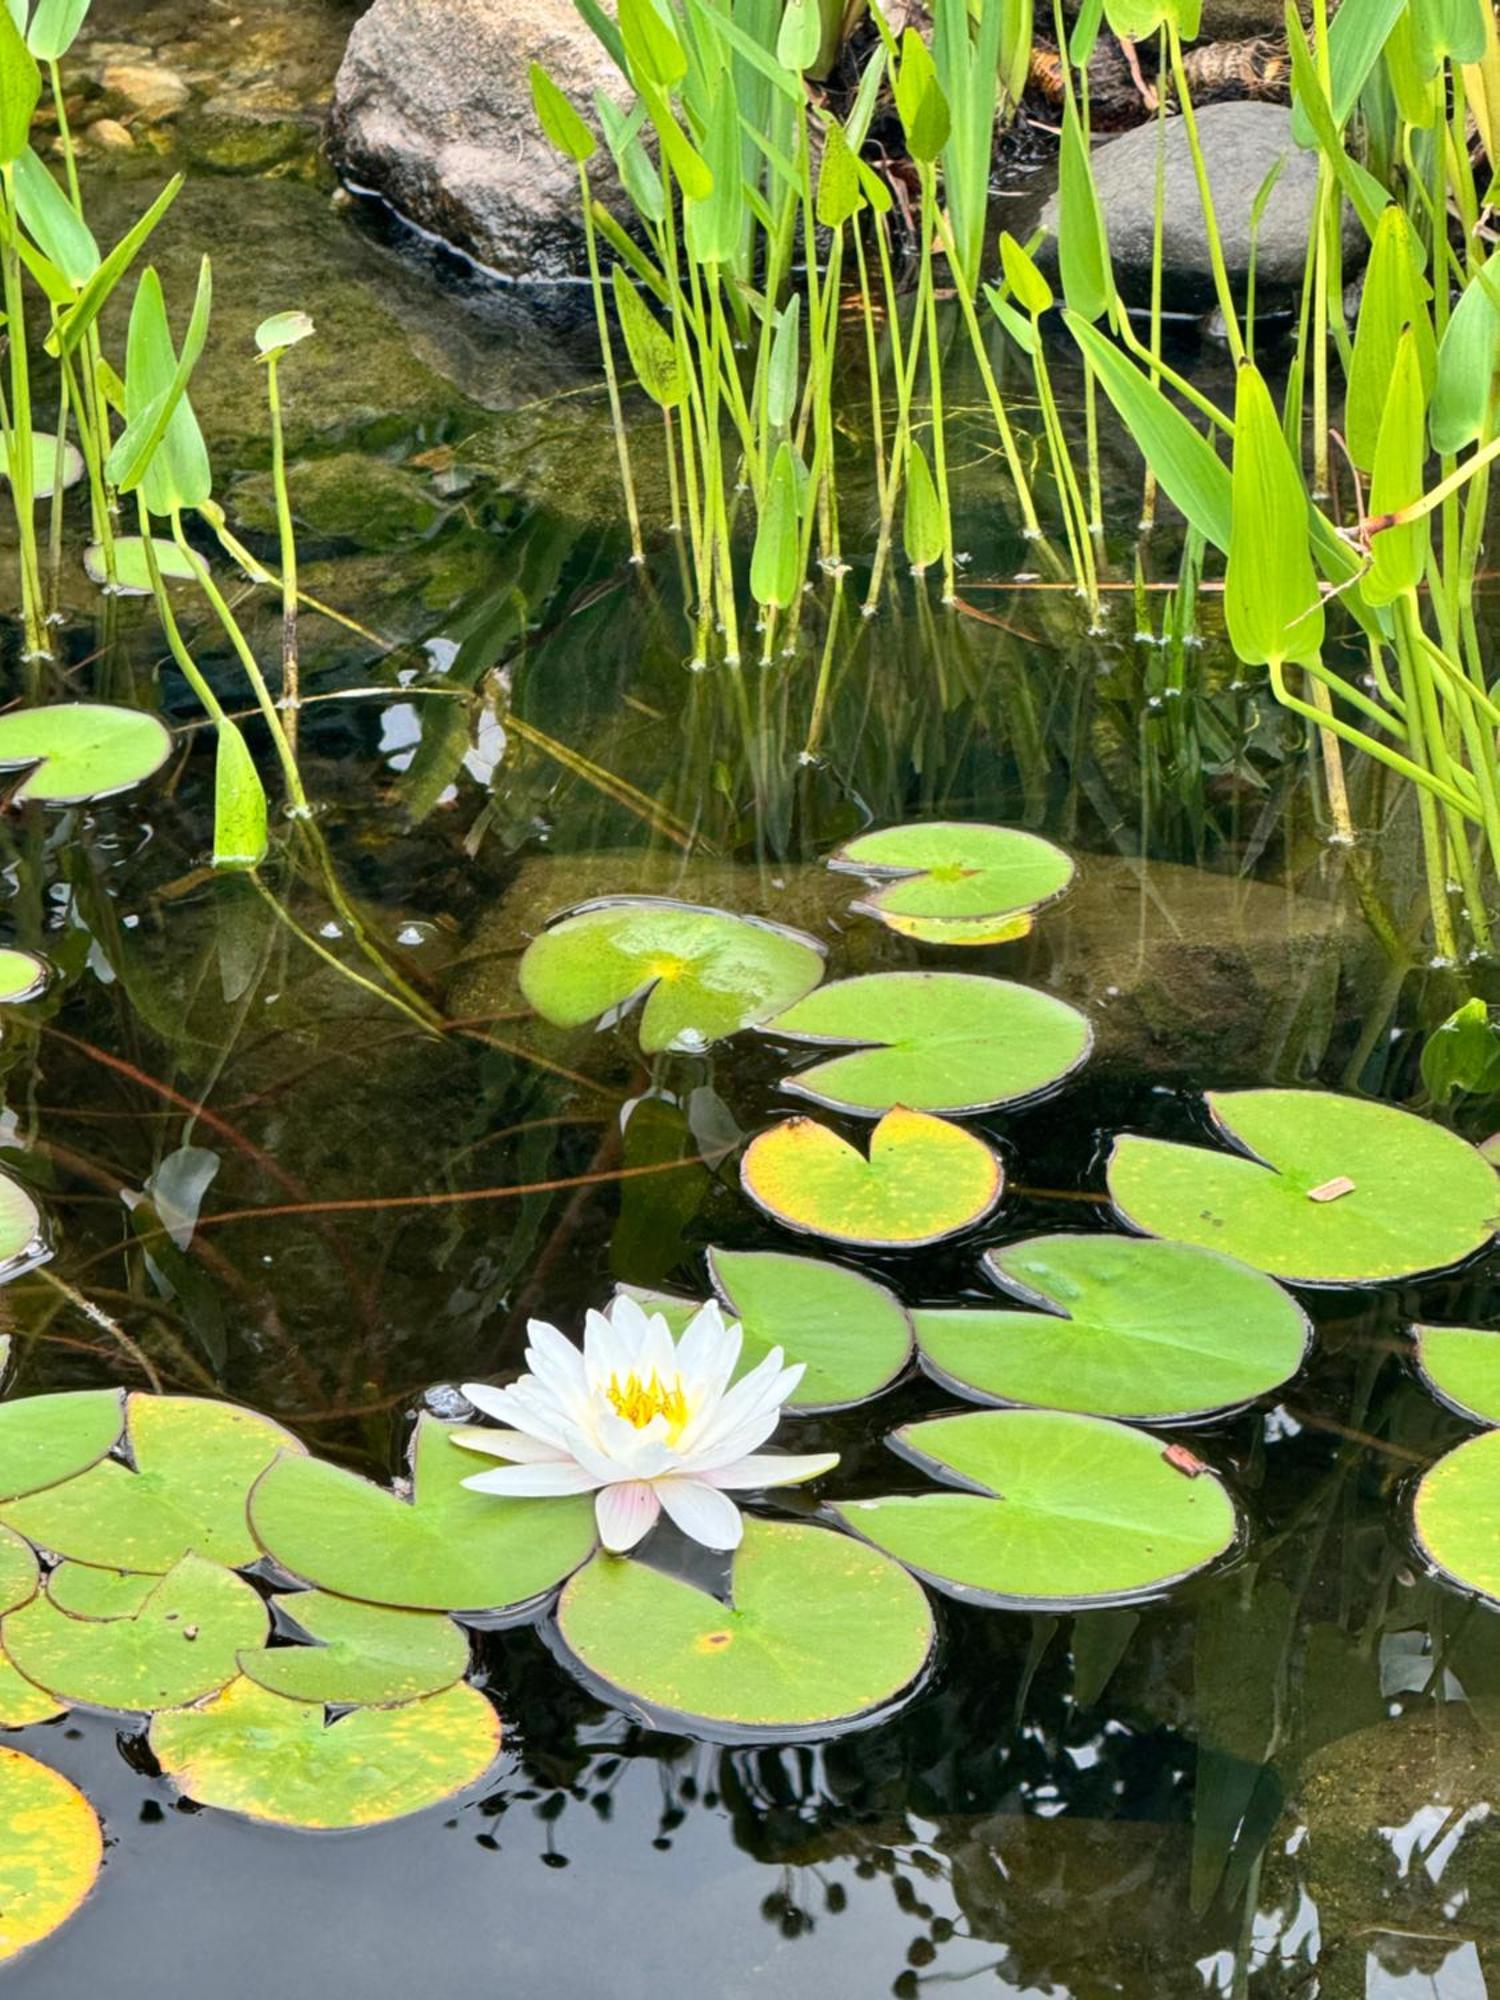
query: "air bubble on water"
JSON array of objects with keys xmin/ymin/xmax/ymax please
[
  {"xmin": 318, "ymin": 921, "xmax": 343, "ymax": 941},
  {"xmin": 424, "ymin": 1383, "xmax": 473, "ymax": 1421}
]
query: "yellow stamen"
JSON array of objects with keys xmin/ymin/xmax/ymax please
[{"xmin": 607, "ymin": 1370, "xmax": 689, "ymax": 1436}]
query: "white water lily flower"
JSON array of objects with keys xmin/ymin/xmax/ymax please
[{"xmin": 454, "ymin": 1294, "xmax": 838, "ymax": 1553}]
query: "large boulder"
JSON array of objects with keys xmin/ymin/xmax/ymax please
[
  {"xmin": 328, "ymin": 0, "xmax": 630, "ymax": 281},
  {"xmin": 1041, "ymin": 101, "xmax": 1364, "ymax": 313}
]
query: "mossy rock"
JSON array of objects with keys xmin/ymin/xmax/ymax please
[{"xmin": 229, "ymin": 452, "xmax": 445, "ymax": 550}]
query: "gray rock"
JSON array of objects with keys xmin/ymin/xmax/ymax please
[
  {"xmin": 328, "ymin": 0, "xmax": 632, "ymax": 281},
  {"xmin": 1041, "ymin": 102, "xmax": 1364, "ymax": 313}
]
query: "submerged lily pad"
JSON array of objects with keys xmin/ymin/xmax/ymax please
[
  {"xmin": 242, "ymin": 1593, "xmax": 469, "ymax": 1707},
  {"xmin": 0, "ymin": 1177, "xmax": 44, "ymax": 1284},
  {"xmin": 0, "ymin": 432, "xmax": 83, "ymax": 499},
  {"xmin": 0, "ymin": 703, "xmax": 173, "ymax": 805},
  {"xmin": 1414, "ymin": 1429, "xmax": 1500, "ymax": 1601},
  {"xmin": 151, "ymin": 1675, "xmax": 501, "ymax": 1829},
  {"xmin": 741, "ymin": 1107, "xmax": 1003, "ymax": 1248},
  {"xmin": 836, "ymin": 1409, "xmax": 1237, "ymax": 1607},
  {"xmin": 84, "ymin": 536, "xmax": 197, "ymax": 594},
  {"xmin": 1415, "ymin": 1325, "xmax": 1500, "ymax": 1426},
  {"xmin": 763, "ymin": 971, "xmax": 1091, "ymax": 1116},
  {"xmin": 0, "ymin": 1395, "xmax": 306, "ymax": 1573},
  {"xmin": 1107, "ymin": 1090, "xmax": 1499, "ymax": 1284},
  {"xmin": 0, "ymin": 1748, "xmax": 102, "ymax": 1964},
  {"xmin": 831, "ymin": 821, "xmax": 1074, "ymax": 942},
  {"xmin": 0, "ymin": 950, "xmax": 46, "ymax": 1006},
  {"xmin": 554, "ymin": 1517, "xmax": 933, "ymax": 1734},
  {"xmin": 915, "ymin": 1235, "xmax": 1309, "ymax": 1420},
  {"xmin": 3, "ymin": 1554, "xmax": 268, "ymax": 1712},
  {"xmin": 0, "ymin": 1391, "xmax": 123, "ymax": 1504},
  {"xmin": 519, "ymin": 897, "xmax": 825, "ymax": 1053},
  {"xmin": 249, "ymin": 1416, "xmax": 597, "ymax": 1614},
  {"xmin": 709, "ymin": 1247, "xmax": 913, "ymax": 1408}
]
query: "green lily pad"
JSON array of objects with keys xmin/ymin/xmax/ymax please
[
  {"xmin": 0, "ymin": 431, "xmax": 83, "ymax": 498},
  {"xmin": 835, "ymin": 1409, "xmax": 1237, "ymax": 1607},
  {"xmin": 0, "ymin": 950, "xmax": 46, "ymax": 1005},
  {"xmin": 762, "ymin": 972, "xmax": 1092, "ymax": 1116},
  {"xmin": 741, "ymin": 1107, "xmax": 1004, "ymax": 1248},
  {"xmin": 84, "ymin": 536, "xmax": 197, "ymax": 594},
  {"xmin": 0, "ymin": 1392, "xmax": 123, "ymax": 1504},
  {"xmin": 0, "ymin": 1530, "xmax": 37, "ymax": 1619},
  {"xmin": 3, "ymin": 1554, "xmax": 268, "ymax": 1712},
  {"xmin": 1414, "ymin": 1428, "xmax": 1500, "ymax": 1601},
  {"xmin": 241, "ymin": 1592, "xmax": 469, "ymax": 1706},
  {"xmin": 0, "ymin": 1748, "xmax": 102, "ymax": 1964},
  {"xmin": 830, "ymin": 822, "xmax": 1074, "ymax": 939},
  {"xmin": 249, "ymin": 1415, "xmax": 597, "ymax": 1614},
  {"xmin": 914, "ymin": 1235, "xmax": 1310, "ymax": 1420},
  {"xmin": 1416, "ymin": 1324, "xmax": 1500, "ymax": 1426},
  {"xmin": 0, "ymin": 1649, "xmax": 64, "ymax": 1728},
  {"xmin": 0, "ymin": 1394, "xmax": 306, "ymax": 1573},
  {"xmin": 151, "ymin": 1675, "xmax": 502, "ymax": 1829},
  {"xmin": 624, "ymin": 1248, "xmax": 913, "ymax": 1409},
  {"xmin": 519, "ymin": 897, "xmax": 825, "ymax": 1053},
  {"xmin": 709, "ymin": 1247, "xmax": 913, "ymax": 1408},
  {"xmin": 0, "ymin": 703, "xmax": 173, "ymax": 805},
  {"xmin": 553, "ymin": 1516, "xmax": 933, "ymax": 1734},
  {"xmin": 1107, "ymin": 1090, "xmax": 1499, "ymax": 1284}
]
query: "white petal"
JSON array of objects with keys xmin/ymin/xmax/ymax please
[
  {"xmin": 595, "ymin": 1480, "xmax": 661, "ymax": 1551},
  {"xmin": 462, "ymin": 1461, "xmax": 601, "ymax": 1497},
  {"xmin": 680, "ymin": 1346, "xmax": 796, "ymax": 1454},
  {"xmin": 462, "ymin": 1381, "xmax": 520, "ymax": 1425},
  {"xmin": 488, "ymin": 1381, "xmax": 576, "ymax": 1453},
  {"xmin": 583, "ymin": 1304, "xmax": 634, "ymax": 1392},
  {"xmin": 654, "ymin": 1477, "xmax": 744, "ymax": 1550},
  {"xmin": 524, "ymin": 1321, "xmax": 589, "ymax": 1403},
  {"xmin": 676, "ymin": 1302, "xmax": 740, "ymax": 1406},
  {"xmin": 687, "ymin": 1408, "xmax": 786, "ymax": 1473},
  {"xmin": 701, "ymin": 1452, "xmax": 840, "ymax": 1490},
  {"xmin": 448, "ymin": 1427, "xmax": 570, "ymax": 1463}
]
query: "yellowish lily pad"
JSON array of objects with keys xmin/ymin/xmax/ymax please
[
  {"xmin": 0, "ymin": 1747, "xmax": 101, "ymax": 1963},
  {"xmin": 740, "ymin": 1107, "xmax": 1003, "ymax": 1248}
]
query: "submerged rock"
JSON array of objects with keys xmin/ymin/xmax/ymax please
[
  {"xmin": 1040, "ymin": 102, "xmax": 1364, "ymax": 313},
  {"xmin": 328, "ymin": 0, "xmax": 633, "ymax": 280}
]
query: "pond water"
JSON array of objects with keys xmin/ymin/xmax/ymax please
[{"xmin": 4, "ymin": 4, "xmax": 1500, "ymax": 1997}]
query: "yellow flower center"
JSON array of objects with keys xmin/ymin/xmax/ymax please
[{"xmin": 607, "ymin": 1369, "xmax": 689, "ymax": 1436}]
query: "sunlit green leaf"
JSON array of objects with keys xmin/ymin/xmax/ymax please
[
  {"xmin": 1416, "ymin": 1323, "xmax": 1500, "ymax": 1427},
  {"xmin": 241, "ymin": 1592, "xmax": 469, "ymax": 1707},
  {"xmin": 0, "ymin": 1749, "xmax": 101, "ymax": 1965}
]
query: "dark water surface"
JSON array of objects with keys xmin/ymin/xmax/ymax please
[{"xmin": 3, "ymin": 4, "xmax": 1500, "ymax": 1996}]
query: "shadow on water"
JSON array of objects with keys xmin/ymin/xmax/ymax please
[{"xmin": 3, "ymin": 5, "xmax": 1500, "ymax": 1993}]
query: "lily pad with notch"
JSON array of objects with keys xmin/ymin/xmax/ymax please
[
  {"xmin": 762, "ymin": 971, "xmax": 1091, "ymax": 1116},
  {"xmin": 830, "ymin": 821, "xmax": 1074, "ymax": 944},
  {"xmin": 1414, "ymin": 1428, "xmax": 1500, "ymax": 1602},
  {"xmin": 553, "ymin": 1515, "xmax": 933, "ymax": 1734},
  {"xmin": 519, "ymin": 896, "xmax": 825, "ymax": 1053},
  {"xmin": 0, "ymin": 1528, "xmax": 37, "ymax": 1619},
  {"xmin": 835, "ymin": 1408, "xmax": 1237, "ymax": 1608},
  {"xmin": 0, "ymin": 702, "xmax": 173, "ymax": 805},
  {"xmin": 622, "ymin": 1247, "xmax": 913, "ymax": 1410},
  {"xmin": 1415, "ymin": 1324, "xmax": 1500, "ymax": 1426},
  {"xmin": 915, "ymin": 1234, "xmax": 1310, "ymax": 1420},
  {"xmin": 240, "ymin": 1592, "xmax": 469, "ymax": 1707},
  {"xmin": 3, "ymin": 1553, "xmax": 268, "ymax": 1712},
  {"xmin": 0, "ymin": 1391, "xmax": 123, "ymax": 1504},
  {"xmin": 0, "ymin": 1748, "xmax": 101, "ymax": 1965},
  {"xmin": 1107, "ymin": 1089, "xmax": 1499, "ymax": 1284},
  {"xmin": 249, "ymin": 1415, "xmax": 597, "ymax": 1614},
  {"xmin": 151, "ymin": 1674, "xmax": 501, "ymax": 1830},
  {"xmin": 0, "ymin": 1394, "xmax": 307, "ymax": 1573},
  {"xmin": 741, "ymin": 1107, "xmax": 1003, "ymax": 1248}
]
